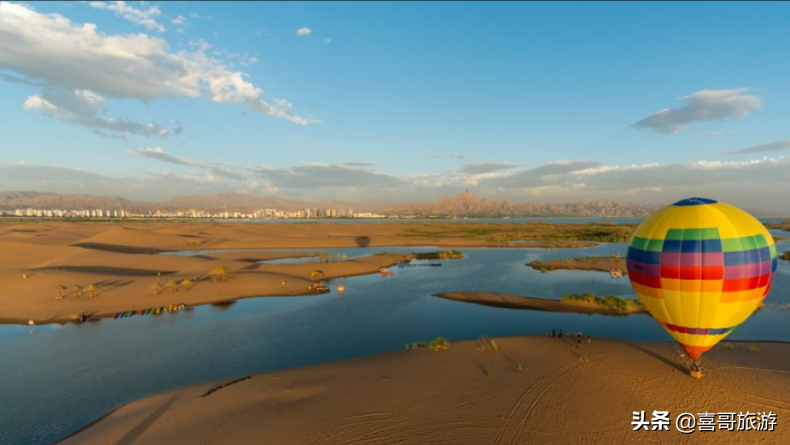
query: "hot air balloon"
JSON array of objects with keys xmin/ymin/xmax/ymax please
[{"xmin": 626, "ymin": 198, "xmax": 778, "ymax": 377}]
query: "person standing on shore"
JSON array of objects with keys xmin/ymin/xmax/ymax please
[
  {"xmin": 587, "ymin": 334, "xmax": 592, "ymax": 344},
  {"xmin": 558, "ymin": 328, "xmax": 563, "ymax": 339},
  {"xmin": 577, "ymin": 332, "xmax": 582, "ymax": 347},
  {"xmin": 552, "ymin": 329, "xmax": 556, "ymax": 338}
]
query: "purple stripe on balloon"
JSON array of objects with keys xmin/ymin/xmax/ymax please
[
  {"xmin": 723, "ymin": 261, "xmax": 773, "ymax": 280},
  {"xmin": 660, "ymin": 252, "xmax": 681, "ymax": 266},
  {"xmin": 660, "ymin": 252, "xmax": 723, "ymax": 267},
  {"xmin": 703, "ymin": 252, "xmax": 723, "ymax": 267},
  {"xmin": 627, "ymin": 260, "xmax": 661, "ymax": 277}
]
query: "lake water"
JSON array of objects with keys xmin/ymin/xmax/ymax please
[{"xmin": 1, "ymin": 235, "xmax": 788, "ymax": 445}]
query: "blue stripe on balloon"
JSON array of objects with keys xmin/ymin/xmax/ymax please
[
  {"xmin": 661, "ymin": 239, "xmax": 723, "ymax": 253},
  {"xmin": 724, "ymin": 247, "xmax": 771, "ymax": 266},
  {"xmin": 627, "ymin": 247, "xmax": 661, "ymax": 265},
  {"xmin": 673, "ymin": 197, "xmax": 718, "ymax": 206}
]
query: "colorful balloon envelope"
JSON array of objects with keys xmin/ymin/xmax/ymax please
[{"xmin": 626, "ymin": 198, "xmax": 777, "ymax": 361}]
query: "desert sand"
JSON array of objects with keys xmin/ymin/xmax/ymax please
[
  {"xmin": 435, "ymin": 291, "xmax": 646, "ymax": 315},
  {"xmin": 56, "ymin": 335, "xmax": 790, "ymax": 445},
  {"xmin": 0, "ymin": 220, "xmax": 624, "ymax": 325}
]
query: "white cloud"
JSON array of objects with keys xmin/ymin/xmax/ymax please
[
  {"xmin": 483, "ymin": 160, "xmax": 602, "ymax": 188},
  {"xmin": 129, "ymin": 147, "xmax": 191, "ymax": 165},
  {"xmin": 3, "ymin": 155, "xmax": 790, "ymax": 212},
  {"xmin": 89, "ymin": 1, "xmax": 165, "ymax": 32},
  {"xmin": 632, "ymin": 88, "xmax": 761, "ymax": 134},
  {"xmin": 23, "ymin": 94, "xmax": 56, "ymax": 112},
  {"xmin": 188, "ymin": 12, "xmax": 210, "ymax": 20},
  {"xmin": 342, "ymin": 161, "xmax": 378, "ymax": 167},
  {"xmin": 0, "ymin": 163, "xmax": 253, "ymax": 199},
  {"xmin": 724, "ymin": 140, "xmax": 790, "ymax": 155},
  {"xmin": 296, "ymin": 27, "xmax": 311, "ymax": 36},
  {"xmin": 0, "ymin": 2, "xmax": 316, "ymax": 130},
  {"xmin": 469, "ymin": 156, "xmax": 790, "ymax": 211},
  {"xmin": 461, "ymin": 162, "xmax": 518, "ymax": 175},
  {"xmin": 129, "ymin": 146, "xmax": 243, "ymax": 179},
  {"xmin": 23, "ymin": 89, "xmax": 175, "ymax": 138},
  {"xmin": 170, "ymin": 15, "xmax": 186, "ymax": 26},
  {"xmin": 249, "ymin": 163, "xmax": 406, "ymax": 189}
]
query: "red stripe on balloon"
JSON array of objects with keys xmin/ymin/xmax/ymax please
[
  {"xmin": 660, "ymin": 265, "xmax": 723, "ymax": 280},
  {"xmin": 722, "ymin": 274, "xmax": 772, "ymax": 292},
  {"xmin": 628, "ymin": 270, "xmax": 662, "ymax": 288}
]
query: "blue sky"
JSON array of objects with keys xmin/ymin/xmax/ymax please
[{"xmin": 1, "ymin": 1, "xmax": 790, "ymax": 212}]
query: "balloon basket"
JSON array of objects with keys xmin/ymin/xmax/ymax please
[{"xmin": 689, "ymin": 369, "xmax": 704, "ymax": 380}]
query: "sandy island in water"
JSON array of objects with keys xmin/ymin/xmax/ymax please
[
  {"xmin": 0, "ymin": 220, "xmax": 631, "ymax": 325},
  {"xmin": 527, "ymin": 255, "xmax": 627, "ymax": 274},
  {"xmin": 435, "ymin": 291, "xmax": 646, "ymax": 315},
  {"xmin": 55, "ymin": 335, "xmax": 790, "ymax": 445}
]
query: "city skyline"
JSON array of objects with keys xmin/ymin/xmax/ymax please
[
  {"xmin": 2, "ymin": 2, "xmax": 790, "ymax": 211},
  {"xmin": 0, "ymin": 206, "xmax": 383, "ymax": 220}
]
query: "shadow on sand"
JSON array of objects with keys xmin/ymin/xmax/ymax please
[{"xmin": 625, "ymin": 341, "xmax": 688, "ymax": 375}]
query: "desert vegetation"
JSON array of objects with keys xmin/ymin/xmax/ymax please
[
  {"xmin": 413, "ymin": 250, "xmax": 464, "ymax": 260},
  {"xmin": 560, "ymin": 292, "xmax": 644, "ymax": 314},
  {"xmin": 528, "ymin": 255, "xmax": 625, "ymax": 274}
]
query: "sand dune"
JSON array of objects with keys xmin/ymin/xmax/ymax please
[
  {"xmin": 0, "ymin": 240, "xmax": 83, "ymax": 269},
  {"xmin": 57, "ymin": 336, "xmax": 790, "ymax": 445},
  {"xmin": 0, "ymin": 252, "xmax": 409, "ymax": 324},
  {"xmin": 76, "ymin": 226, "xmax": 199, "ymax": 250},
  {"xmin": 0, "ymin": 220, "xmax": 622, "ymax": 324},
  {"xmin": 0, "ymin": 236, "xmax": 415, "ymax": 324},
  {"xmin": 35, "ymin": 266, "xmax": 177, "ymax": 276},
  {"xmin": 0, "ymin": 222, "xmax": 109, "ymax": 246}
]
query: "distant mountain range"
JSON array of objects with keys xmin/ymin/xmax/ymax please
[
  {"xmin": 0, "ymin": 190, "xmax": 662, "ymax": 217},
  {"xmin": 0, "ymin": 191, "xmax": 137, "ymax": 211},
  {"xmin": 384, "ymin": 191, "xmax": 662, "ymax": 217},
  {"xmin": 0, "ymin": 191, "xmax": 358, "ymax": 213}
]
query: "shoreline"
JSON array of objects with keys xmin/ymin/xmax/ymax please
[
  {"xmin": 54, "ymin": 335, "xmax": 790, "ymax": 445},
  {"xmin": 0, "ymin": 220, "xmax": 628, "ymax": 326},
  {"xmin": 151, "ymin": 239, "xmax": 604, "ymax": 251}
]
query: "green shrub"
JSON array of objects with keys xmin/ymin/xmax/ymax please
[
  {"xmin": 406, "ymin": 337, "xmax": 449, "ymax": 351},
  {"xmin": 414, "ymin": 250, "xmax": 465, "ymax": 260},
  {"xmin": 405, "ymin": 340, "xmax": 428, "ymax": 350},
  {"xmin": 429, "ymin": 337, "xmax": 450, "ymax": 351}
]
